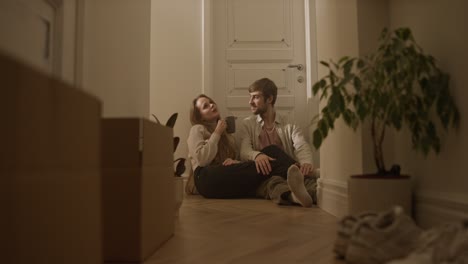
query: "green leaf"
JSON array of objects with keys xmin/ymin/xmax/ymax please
[
  {"xmin": 397, "ymin": 28, "xmax": 411, "ymax": 41},
  {"xmin": 166, "ymin": 113, "xmax": 178, "ymax": 128},
  {"xmin": 320, "ymin": 61, "xmax": 330, "ymax": 67},
  {"xmin": 338, "ymin": 56, "xmax": 350, "ymax": 64},
  {"xmin": 313, "ymin": 129, "xmax": 323, "ymax": 149},
  {"xmin": 341, "ymin": 109, "xmax": 358, "ymax": 130},
  {"xmin": 380, "ymin": 27, "xmax": 389, "ymax": 40},
  {"xmin": 426, "ymin": 121, "xmax": 437, "ymax": 140},
  {"xmin": 329, "ymin": 92, "xmax": 345, "ymax": 115},
  {"xmin": 338, "ymin": 93, "xmax": 345, "ymax": 112},
  {"xmin": 320, "ymin": 88, "xmax": 328, "ymax": 100},
  {"xmin": 312, "ymin": 81, "xmax": 321, "ymax": 95},
  {"xmin": 353, "ymin": 77, "xmax": 361, "ymax": 91},
  {"xmin": 322, "ymin": 107, "xmax": 335, "ymax": 129},
  {"xmin": 320, "ymin": 79, "xmax": 326, "ymax": 87},
  {"xmin": 343, "ymin": 109, "xmax": 351, "ymax": 126},
  {"xmin": 343, "ymin": 59, "xmax": 354, "ymax": 75},
  {"xmin": 318, "ymin": 119, "xmax": 329, "ymax": 138},
  {"xmin": 357, "ymin": 101, "xmax": 367, "ymax": 121},
  {"xmin": 357, "ymin": 59, "xmax": 365, "ymax": 69},
  {"xmin": 174, "ymin": 158, "xmax": 186, "ymax": 176}
]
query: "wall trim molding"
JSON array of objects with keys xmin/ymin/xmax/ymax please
[
  {"xmin": 414, "ymin": 190, "xmax": 468, "ymax": 228},
  {"xmin": 317, "ymin": 178, "xmax": 348, "ymax": 218},
  {"xmin": 317, "ymin": 179, "xmax": 468, "ymax": 226}
]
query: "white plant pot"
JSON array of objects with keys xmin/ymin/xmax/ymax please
[
  {"xmin": 348, "ymin": 175, "xmax": 412, "ymax": 216},
  {"xmin": 174, "ymin": 177, "xmax": 184, "ymax": 216}
]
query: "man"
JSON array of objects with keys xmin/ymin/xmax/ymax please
[{"xmin": 240, "ymin": 78, "xmax": 317, "ymax": 207}]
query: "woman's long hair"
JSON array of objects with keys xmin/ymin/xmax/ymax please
[{"xmin": 190, "ymin": 94, "xmax": 237, "ymax": 165}]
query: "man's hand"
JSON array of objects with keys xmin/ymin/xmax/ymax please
[
  {"xmin": 299, "ymin": 163, "xmax": 313, "ymax": 176},
  {"xmin": 254, "ymin": 153, "xmax": 275, "ymax": 175},
  {"xmin": 223, "ymin": 158, "xmax": 240, "ymax": 166}
]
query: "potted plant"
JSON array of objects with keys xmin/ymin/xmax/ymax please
[
  {"xmin": 152, "ymin": 113, "xmax": 186, "ymax": 216},
  {"xmin": 311, "ymin": 27, "xmax": 460, "ymax": 215}
]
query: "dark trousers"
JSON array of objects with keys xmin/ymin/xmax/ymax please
[{"xmin": 194, "ymin": 145, "xmax": 296, "ymax": 198}]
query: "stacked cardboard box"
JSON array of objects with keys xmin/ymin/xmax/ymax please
[
  {"xmin": 101, "ymin": 118, "xmax": 175, "ymax": 262},
  {"xmin": 0, "ymin": 52, "xmax": 102, "ymax": 263}
]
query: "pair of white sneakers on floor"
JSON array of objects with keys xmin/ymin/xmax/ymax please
[{"xmin": 335, "ymin": 206, "xmax": 468, "ymax": 264}]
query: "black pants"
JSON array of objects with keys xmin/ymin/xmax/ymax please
[{"xmin": 194, "ymin": 145, "xmax": 296, "ymax": 198}]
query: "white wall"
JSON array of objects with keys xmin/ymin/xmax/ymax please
[
  {"xmin": 81, "ymin": 0, "xmax": 151, "ymax": 118},
  {"xmin": 150, "ymin": 0, "xmax": 203, "ymax": 161},
  {"xmin": 355, "ymin": 0, "xmax": 392, "ymax": 175},
  {"xmin": 389, "ymin": 0, "xmax": 468, "ymax": 227},
  {"xmin": 314, "ymin": 0, "xmax": 363, "ymax": 217},
  {"xmin": 79, "ymin": 0, "xmax": 203, "ymax": 170}
]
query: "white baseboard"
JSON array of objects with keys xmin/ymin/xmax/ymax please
[
  {"xmin": 318, "ymin": 180, "xmax": 468, "ymax": 227},
  {"xmin": 414, "ymin": 190, "xmax": 468, "ymax": 228},
  {"xmin": 317, "ymin": 178, "xmax": 348, "ymax": 218}
]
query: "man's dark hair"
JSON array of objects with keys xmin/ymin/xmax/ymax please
[{"xmin": 248, "ymin": 78, "xmax": 278, "ymax": 105}]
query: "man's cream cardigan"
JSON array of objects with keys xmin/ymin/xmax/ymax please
[{"xmin": 239, "ymin": 114, "xmax": 313, "ymax": 165}]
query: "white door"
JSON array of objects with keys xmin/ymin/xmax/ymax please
[{"xmin": 213, "ymin": 0, "xmax": 308, "ymax": 136}]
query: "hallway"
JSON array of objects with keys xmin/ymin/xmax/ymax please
[{"xmin": 144, "ymin": 196, "xmax": 344, "ymax": 264}]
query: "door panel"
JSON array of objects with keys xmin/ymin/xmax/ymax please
[
  {"xmin": 214, "ymin": 0, "xmax": 307, "ymax": 133},
  {"xmin": 226, "ymin": 0, "xmax": 293, "ymax": 60},
  {"xmin": 0, "ymin": 0, "xmax": 56, "ymax": 73}
]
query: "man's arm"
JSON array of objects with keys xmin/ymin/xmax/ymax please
[
  {"xmin": 239, "ymin": 118, "xmax": 262, "ymax": 161},
  {"xmin": 239, "ymin": 118, "xmax": 274, "ymax": 175},
  {"xmin": 290, "ymin": 123, "xmax": 314, "ymax": 175}
]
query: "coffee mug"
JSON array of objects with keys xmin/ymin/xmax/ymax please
[{"xmin": 225, "ymin": 116, "xmax": 237, "ymax": 134}]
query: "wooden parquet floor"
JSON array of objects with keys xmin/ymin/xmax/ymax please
[{"xmin": 146, "ymin": 195, "xmax": 345, "ymax": 264}]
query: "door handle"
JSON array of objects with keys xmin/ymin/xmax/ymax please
[{"xmin": 288, "ymin": 64, "xmax": 304, "ymax": 71}]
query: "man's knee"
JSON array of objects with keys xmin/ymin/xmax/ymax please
[{"xmin": 261, "ymin": 144, "xmax": 282, "ymax": 154}]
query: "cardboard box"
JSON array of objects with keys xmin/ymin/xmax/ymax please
[
  {"xmin": 0, "ymin": 52, "xmax": 102, "ymax": 264},
  {"xmin": 101, "ymin": 118, "xmax": 175, "ymax": 262}
]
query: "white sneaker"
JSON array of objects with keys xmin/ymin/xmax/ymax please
[
  {"xmin": 334, "ymin": 211, "xmax": 378, "ymax": 259},
  {"xmin": 345, "ymin": 206, "xmax": 422, "ymax": 264},
  {"xmin": 388, "ymin": 220, "xmax": 468, "ymax": 264},
  {"xmin": 386, "ymin": 226, "xmax": 442, "ymax": 264},
  {"xmin": 432, "ymin": 220, "xmax": 468, "ymax": 264},
  {"xmin": 287, "ymin": 165, "xmax": 313, "ymax": 207}
]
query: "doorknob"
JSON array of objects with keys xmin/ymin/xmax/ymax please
[{"xmin": 288, "ymin": 64, "xmax": 304, "ymax": 71}]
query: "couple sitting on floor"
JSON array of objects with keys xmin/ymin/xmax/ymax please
[{"xmin": 187, "ymin": 78, "xmax": 317, "ymax": 207}]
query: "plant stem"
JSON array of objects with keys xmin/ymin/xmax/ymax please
[{"xmin": 371, "ymin": 118, "xmax": 386, "ymax": 173}]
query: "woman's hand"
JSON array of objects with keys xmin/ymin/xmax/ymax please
[
  {"xmin": 214, "ymin": 119, "xmax": 227, "ymax": 135},
  {"xmin": 223, "ymin": 158, "xmax": 240, "ymax": 166}
]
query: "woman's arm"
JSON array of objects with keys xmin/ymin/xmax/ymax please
[{"xmin": 187, "ymin": 125, "xmax": 221, "ymax": 167}]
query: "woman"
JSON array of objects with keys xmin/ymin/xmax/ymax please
[{"xmin": 187, "ymin": 94, "xmax": 313, "ymax": 206}]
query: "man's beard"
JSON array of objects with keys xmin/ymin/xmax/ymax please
[{"xmin": 252, "ymin": 105, "xmax": 266, "ymax": 115}]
